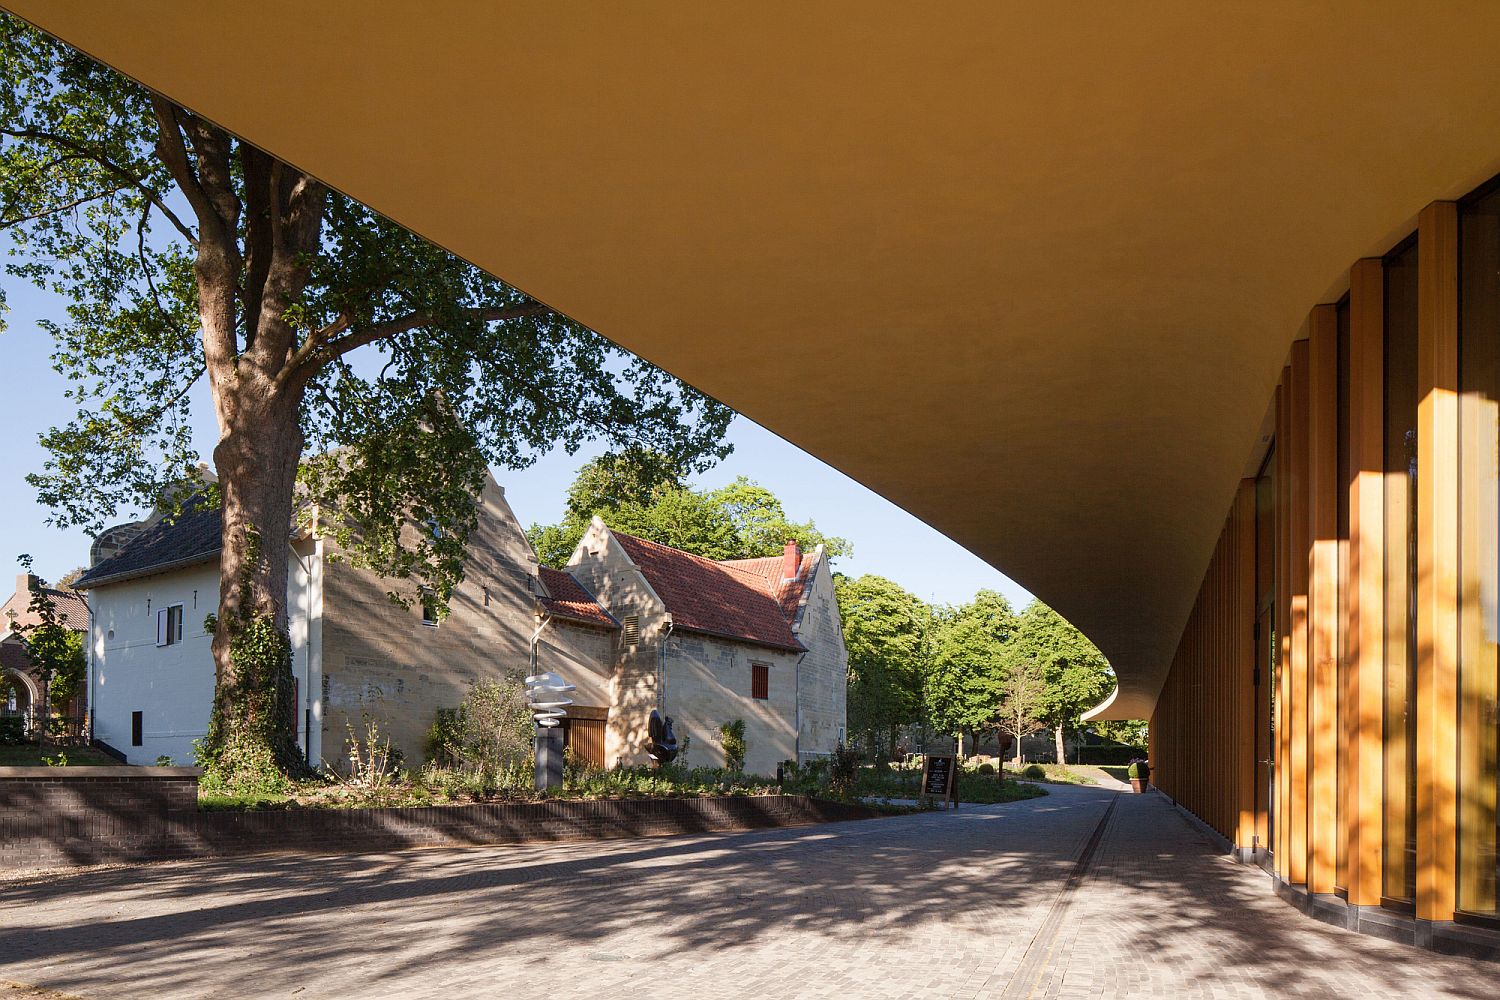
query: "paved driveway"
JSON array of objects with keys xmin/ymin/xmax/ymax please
[{"xmin": 3, "ymin": 785, "xmax": 1494, "ymax": 998}]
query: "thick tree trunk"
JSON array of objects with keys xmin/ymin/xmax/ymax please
[
  {"xmin": 201, "ymin": 387, "xmax": 306, "ymax": 776},
  {"xmin": 1055, "ymin": 723, "xmax": 1066, "ymax": 766}
]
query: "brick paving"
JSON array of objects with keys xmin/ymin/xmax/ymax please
[{"xmin": 2, "ymin": 786, "xmax": 1494, "ymax": 998}]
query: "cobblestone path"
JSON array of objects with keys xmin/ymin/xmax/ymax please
[{"xmin": 3, "ymin": 786, "xmax": 1493, "ymax": 998}]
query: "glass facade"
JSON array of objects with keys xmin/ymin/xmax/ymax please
[
  {"xmin": 1383, "ymin": 235, "xmax": 1419, "ymax": 905},
  {"xmin": 1458, "ymin": 186, "xmax": 1500, "ymax": 918}
]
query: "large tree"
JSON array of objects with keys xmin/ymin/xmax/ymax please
[
  {"xmin": 528, "ymin": 454, "xmax": 847, "ymax": 566},
  {"xmin": 925, "ymin": 590, "xmax": 1015, "ymax": 758},
  {"xmin": 0, "ymin": 21, "xmax": 732, "ymax": 786},
  {"xmin": 1006, "ymin": 600, "xmax": 1112, "ymax": 765},
  {"xmin": 835, "ymin": 574, "xmax": 928, "ymax": 759}
]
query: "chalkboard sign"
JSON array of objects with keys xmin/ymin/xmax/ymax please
[{"xmin": 922, "ymin": 754, "xmax": 957, "ymax": 808}]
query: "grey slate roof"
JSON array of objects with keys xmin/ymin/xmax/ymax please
[{"xmin": 72, "ymin": 500, "xmax": 223, "ymax": 589}]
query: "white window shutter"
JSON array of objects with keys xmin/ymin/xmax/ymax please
[{"xmin": 156, "ymin": 608, "xmax": 168, "ymax": 647}]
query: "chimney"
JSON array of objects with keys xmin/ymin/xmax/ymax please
[
  {"xmin": 16, "ymin": 573, "xmax": 38, "ymax": 598},
  {"xmin": 781, "ymin": 540, "xmax": 801, "ymax": 580}
]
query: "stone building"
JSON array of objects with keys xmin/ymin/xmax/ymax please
[{"xmin": 73, "ymin": 478, "xmax": 847, "ymax": 775}]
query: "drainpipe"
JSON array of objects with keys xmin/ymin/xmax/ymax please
[
  {"xmin": 794, "ymin": 649, "xmax": 806, "ymax": 763},
  {"xmin": 657, "ymin": 618, "xmax": 674, "ymax": 712}
]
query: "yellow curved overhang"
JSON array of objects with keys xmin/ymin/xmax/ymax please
[{"xmin": 10, "ymin": 3, "xmax": 1500, "ymax": 718}]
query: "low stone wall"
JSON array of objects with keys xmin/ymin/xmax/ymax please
[{"xmin": 0, "ymin": 766, "xmax": 880, "ymax": 872}]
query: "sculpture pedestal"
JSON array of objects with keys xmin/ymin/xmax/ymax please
[{"xmin": 534, "ymin": 726, "xmax": 565, "ymax": 791}]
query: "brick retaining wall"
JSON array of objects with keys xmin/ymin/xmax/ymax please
[{"xmin": 0, "ymin": 766, "xmax": 880, "ymax": 871}]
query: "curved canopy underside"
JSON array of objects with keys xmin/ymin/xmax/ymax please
[{"xmin": 11, "ymin": 2, "xmax": 1500, "ymax": 717}]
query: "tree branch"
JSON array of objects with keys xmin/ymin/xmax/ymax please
[
  {"xmin": 0, "ymin": 126, "xmax": 197, "ymax": 244},
  {"xmin": 282, "ymin": 302, "xmax": 550, "ymax": 385},
  {"xmin": 0, "ymin": 186, "xmax": 124, "ymax": 229}
]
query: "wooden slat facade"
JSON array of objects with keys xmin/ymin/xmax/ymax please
[{"xmin": 1149, "ymin": 198, "xmax": 1494, "ymax": 930}]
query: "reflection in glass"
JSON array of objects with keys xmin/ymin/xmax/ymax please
[
  {"xmin": 1458, "ymin": 188, "xmax": 1500, "ymax": 917},
  {"xmin": 1383, "ymin": 235, "xmax": 1419, "ymax": 904}
]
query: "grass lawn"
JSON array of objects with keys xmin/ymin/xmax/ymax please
[
  {"xmin": 1005, "ymin": 763, "xmax": 1098, "ymax": 786},
  {"xmin": 0, "ymin": 744, "xmax": 122, "ymax": 767},
  {"xmin": 853, "ymin": 766, "xmax": 1049, "ymax": 805}
]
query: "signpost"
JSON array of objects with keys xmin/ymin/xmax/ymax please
[{"xmin": 921, "ymin": 752, "xmax": 958, "ymax": 810}]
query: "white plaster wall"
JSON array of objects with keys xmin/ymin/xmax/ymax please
[{"xmin": 88, "ymin": 546, "xmax": 314, "ymax": 767}]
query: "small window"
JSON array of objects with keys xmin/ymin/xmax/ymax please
[
  {"xmin": 131, "ymin": 711, "xmax": 143, "ymax": 747},
  {"xmin": 622, "ymin": 615, "xmax": 641, "ymax": 645},
  {"xmin": 421, "ymin": 592, "xmax": 439, "ymax": 627},
  {"xmin": 752, "ymin": 663, "xmax": 769, "ymax": 700},
  {"xmin": 156, "ymin": 605, "xmax": 184, "ymax": 647}
]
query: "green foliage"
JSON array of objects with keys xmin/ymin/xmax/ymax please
[
  {"xmin": 0, "ymin": 17, "xmax": 733, "ymax": 779},
  {"xmin": 828, "ymin": 742, "xmax": 860, "ymax": 796},
  {"xmin": 41, "ymin": 751, "xmax": 67, "ymax": 767},
  {"xmin": 1007, "ymin": 601, "xmax": 1112, "ymax": 749},
  {"xmin": 424, "ymin": 708, "xmax": 464, "ymax": 767},
  {"xmin": 1091, "ymin": 719, "xmax": 1149, "ymax": 748},
  {"xmin": 977, "ymin": 762, "xmax": 995, "ymax": 775},
  {"xmin": 154, "ymin": 754, "xmax": 173, "ymax": 766},
  {"xmin": 10, "ymin": 556, "xmax": 86, "ymax": 713},
  {"xmin": 719, "ymin": 718, "xmax": 747, "ymax": 772},
  {"xmin": 0, "ymin": 716, "xmax": 24, "ymax": 745},
  {"xmin": 195, "ymin": 726, "xmax": 290, "ymax": 797},
  {"xmin": 196, "ymin": 548, "xmax": 301, "ymax": 793},
  {"xmin": 926, "ymin": 590, "xmax": 1016, "ymax": 740},
  {"xmin": 850, "ymin": 760, "xmax": 1047, "ymax": 805},
  {"xmin": 426, "ymin": 676, "xmax": 534, "ymax": 783},
  {"xmin": 1023, "ymin": 763, "xmax": 1047, "ymax": 780},
  {"xmin": 836, "ymin": 574, "xmax": 928, "ymax": 757},
  {"xmin": 528, "ymin": 455, "xmax": 848, "ymax": 567}
]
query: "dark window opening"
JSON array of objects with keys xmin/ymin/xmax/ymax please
[{"xmin": 752, "ymin": 663, "xmax": 769, "ymax": 700}]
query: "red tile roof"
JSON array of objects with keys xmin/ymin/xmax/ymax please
[
  {"xmin": 612, "ymin": 533, "xmax": 806, "ymax": 651},
  {"xmin": 719, "ymin": 552, "xmax": 817, "ymax": 622},
  {"xmin": 538, "ymin": 567, "xmax": 617, "ymax": 629},
  {"xmin": 1, "ymin": 587, "xmax": 88, "ymax": 633}
]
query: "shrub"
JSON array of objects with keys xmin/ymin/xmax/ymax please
[
  {"xmin": 976, "ymin": 762, "xmax": 996, "ymax": 776},
  {"xmin": 155, "ymin": 754, "xmax": 173, "ymax": 767},
  {"xmin": 719, "ymin": 718, "xmax": 747, "ymax": 772},
  {"xmin": 424, "ymin": 708, "xmax": 463, "ymax": 767},
  {"xmin": 0, "ymin": 716, "xmax": 26, "ymax": 745},
  {"xmin": 423, "ymin": 675, "xmax": 534, "ymax": 791},
  {"xmin": 1023, "ymin": 763, "xmax": 1047, "ymax": 780},
  {"xmin": 829, "ymin": 742, "xmax": 860, "ymax": 797}
]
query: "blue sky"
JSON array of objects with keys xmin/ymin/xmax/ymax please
[{"xmin": 0, "ymin": 270, "xmax": 1032, "ymax": 610}]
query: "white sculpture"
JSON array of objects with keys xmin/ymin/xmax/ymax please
[{"xmin": 524, "ymin": 671, "xmax": 575, "ymax": 728}]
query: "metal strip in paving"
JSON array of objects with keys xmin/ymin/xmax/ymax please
[{"xmin": 996, "ymin": 793, "xmax": 1120, "ymax": 999}]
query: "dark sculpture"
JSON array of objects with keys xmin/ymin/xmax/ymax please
[{"xmin": 647, "ymin": 709, "xmax": 679, "ymax": 764}]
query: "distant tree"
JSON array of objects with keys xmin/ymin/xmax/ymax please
[
  {"xmin": 996, "ymin": 656, "xmax": 1048, "ymax": 769},
  {"xmin": 836, "ymin": 574, "xmax": 928, "ymax": 759},
  {"xmin": 1006, "ymin": 601, "xmax": 1112, "ymax": 765},
  {"xmin": 1092, "ymin": 718, "xmax": 1149, "ymax": 748},
  {"xmin": 925, "ymin": 590, "xmax": 1015, "ymax": 758},
  {"xmin": 11, "ymin": 556, "xmax": 85, "ymax": 741},
  {"xmin": 54, "ymin": 566, "xmax": 87, "ymax": 590},
  {"xmin": 528, "ymin": 457, "xmax": 848, "ymax": 566}
]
